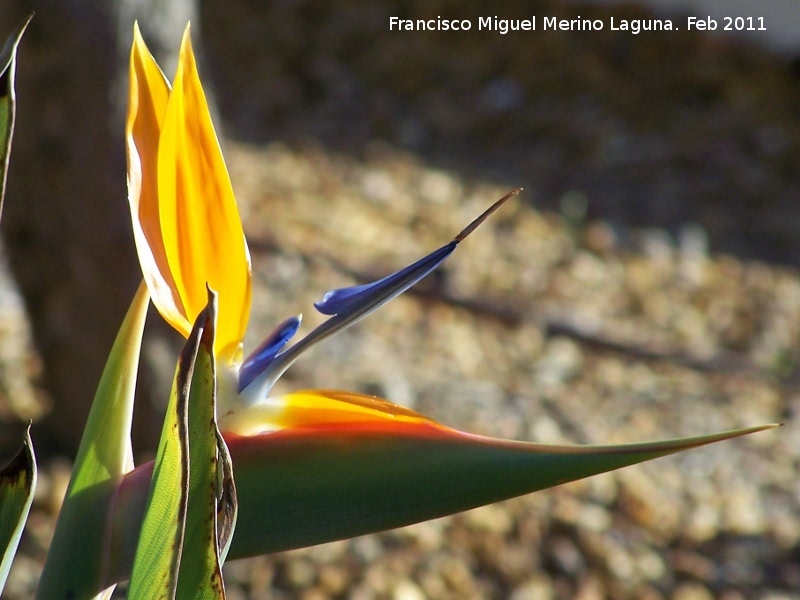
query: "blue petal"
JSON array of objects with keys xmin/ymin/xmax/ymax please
[
  {"xmin": 238, "ymin": 188, "xmax": 521, "ymax": 404},
  {"xmin": 314, "ymin": 242, "xmax": 456, "ymax": 317},
  {"xmin": 239, "ymin": 315, "xmax": 302, "ymax": 391},
  {"xmin": 311, "ymin": 185, "xmax": 520, "ymax": 321}
]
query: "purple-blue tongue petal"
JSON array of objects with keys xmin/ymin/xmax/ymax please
[
  {"xmin": 313, "ymin": 187, "xmax": 520, "ymax": 320},
  {"xmin": 239, "ymin": 315, "xmax": 301, "ymax": 391},
  {"xmin": 314, "ymin": 242, "xmax": 456, "ymax": 317},
  {"xmin": 238, "ymin": 188, "xmax": 521, "ymax": 404},
  {"xmin": 238, "ymin": 243, "xmax": 455, "ymax": 404}
]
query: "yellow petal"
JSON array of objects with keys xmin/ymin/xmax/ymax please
[{"xmin": 126, "ymin": 24, "xmax": 187, "ymax": 334}]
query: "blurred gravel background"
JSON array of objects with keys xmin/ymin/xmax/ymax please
[{"xmin": 3, "ymin": 0, "xmax": 800, "ymax": 598}]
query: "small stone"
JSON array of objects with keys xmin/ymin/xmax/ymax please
[
  {"xmin": 392, "ymin": 579, "xmax": 426, "ymax": 600},
  {"xmin": 673, "ymin": 582, "xmax": 715, "ymax": 600},
  {"xmin": 509, "ymin": 575, "xmax": 554, "ymax": 600}
]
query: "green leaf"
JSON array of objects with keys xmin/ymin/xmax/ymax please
[
  {"xmin": 0, "ymin": 423, "xmax": 36, "ymax": 596},
  {"xmin": 128, "ymin": 288, "xmax": 236, "ymax": 600},
  {"xmin": 178, "ymin": 289, "xmax": 237, "ymax": 600},
  {"xmin": 0, "ymin": 15, "xmax": 31, "ymax": 220},
  {"xmin": 37, "ymin": 283, "xmax": 150, "ymax": 599}
]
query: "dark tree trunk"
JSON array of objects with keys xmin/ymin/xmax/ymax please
[
  {"xmin": 0, "ymin": 1, "xmax": 136, "ymax": 455},
  {"xmin": 0, "ymin": 0, "xmax": 199, "ymax": 455}
]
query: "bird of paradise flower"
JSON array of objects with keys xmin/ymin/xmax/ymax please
[{"xmin": 118, "ymin": 22, "xmax": 774, "ymax": 571}]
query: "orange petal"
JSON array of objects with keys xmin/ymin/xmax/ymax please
[
  {"xmin": 157, "ymin": 26, "xmax": 251, "ymax": 361},
  {"xmin": 219, "ymin": 389, "xmax": 447, "ymax": 436},
  {"xmin": 126, "ymin": 25, "xmax": 251, "ymax": 360},
  {"xmin": 126, "ymin": 24, "xmax": 185, "ymax": 333}
]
